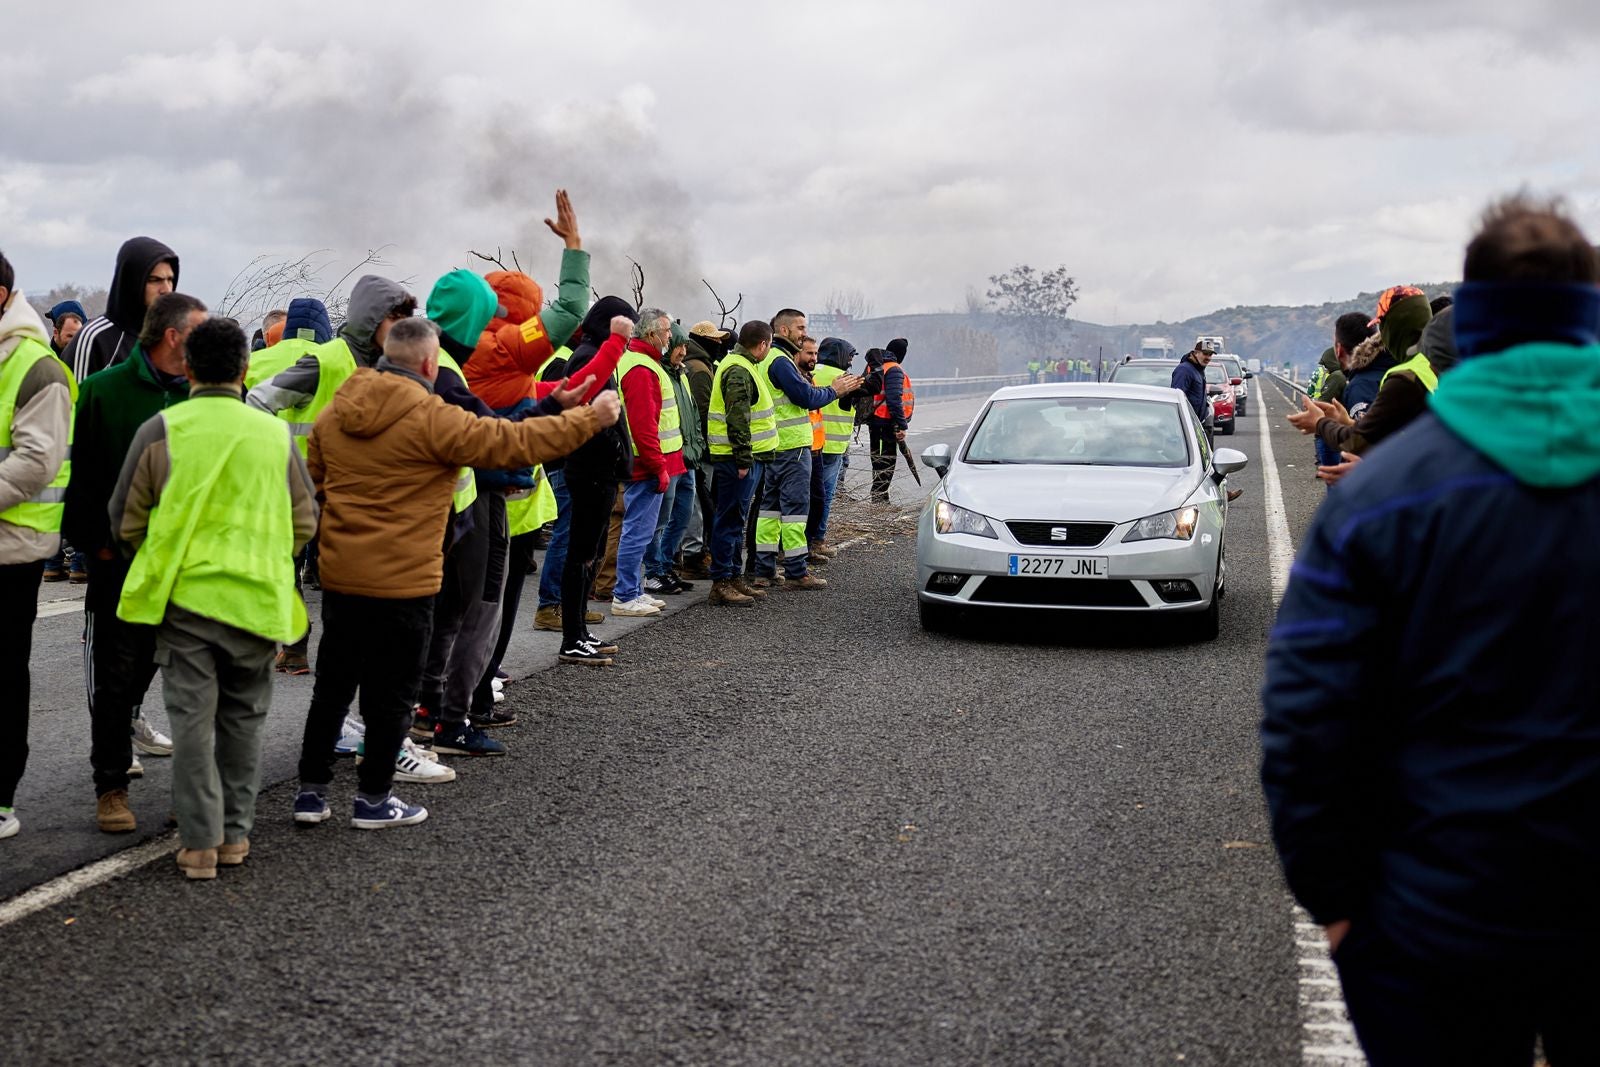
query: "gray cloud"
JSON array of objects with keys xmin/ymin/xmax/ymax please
[{"xmin": 2, "ymin": 0, "xmax": 1597, "ymax": 329}]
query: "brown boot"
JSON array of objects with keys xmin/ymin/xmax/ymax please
[
  {"xmin": 533, "ymin": 605, "xmax": 562, "ymax": 631},
  {"xmin": 708, "ymin": 579, "xmax": 754, "ymax": 607},
  {"xmin": 217, "ymin": 840, "xmax": 250, "ymax": 867},
  {"xmin": 176, "ymin": 848, "xmax": 218, "ymax": 880},
  {"xmin": 585, "ymin": 610, "xmax": 604, "ymax": 625},
  {"xmin": 680, "ymin": 552, "xmax": 712, "ymax": 579},
  {"xmin": 732, "ymin": 577, "xmax": 768, "ymax": 599},
  {"xmin": 784, "ymin": 573, "xmax": 828, "ymax": 591},
  {"xmin": 748, "ymin": 576, "xmax": 777, "ymax": 589},
  {"xmin": 96, "ymin": 790, "xmax": 136, "ymax": 833},
  {"xmin": 809, "ymin": 540, "xmax": 837, "ymax": 559}
]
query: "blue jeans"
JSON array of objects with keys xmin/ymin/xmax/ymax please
[
  {"xmin": 615, "ymin": 480, "xmax": 665, "ymax": 602},
  {"xmin": 710, "ymin": 460, "xmax": 761, "ymax": 580},
  {"xmin": 646, "ymin": 469, "xmax": 695, "ymax": 577},
  {"xmin": 536, "ymin": 468, "xmax": 571, "ymax": 609},
  {"xmin": 807, "ymin": 451, "xmax": 845, "ymax": 544},
  {"xmin": 755, "ymin": 447, "xmax": 812, "ymax": 580}
]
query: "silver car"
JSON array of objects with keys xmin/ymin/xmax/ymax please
[{"xmin": 915, "ymin": 383, "xmax": 1248, "ymax": 640}]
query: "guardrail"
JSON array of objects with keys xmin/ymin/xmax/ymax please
[
  {"xmin": 1264, "ymin": 370, "xmax": 1310, "ymax": 399},
  {"xmin": 913, "ymin": 374, "xmax": 1030, "ymax": 400}
]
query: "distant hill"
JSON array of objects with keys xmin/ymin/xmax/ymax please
[{"xmin": 838, "ymin": 283, "xmax": 1456, "ymax": 379}]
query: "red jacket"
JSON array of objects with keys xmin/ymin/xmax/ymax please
[{"xmin": 619, "ymin": 339, "xmax": 686, "ymax": 487}]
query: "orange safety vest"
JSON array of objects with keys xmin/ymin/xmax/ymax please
[
  {"xmin": 810, "ymin": 408, "xmax": 824, "ymax": 451},
  {"xmin": 873, "ymin": 361, "xmax": 915, "ymax": 421}
]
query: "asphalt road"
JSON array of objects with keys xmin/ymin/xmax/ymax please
[{"xmin": 2, "ymin": 385, "xmax": 1330, "ymax": 1065}]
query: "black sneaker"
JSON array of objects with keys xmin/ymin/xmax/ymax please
[
  {"xmin": 583, "ymin": 632, "xmax": 620, "ymax": 655},
  {"xmin": 409, "ymin": 705, "xmax": 436, "ymax": 740},
  {"xmin": 431, "ymin": 722, "xmax": 506, "ymax": 756},
  {"xmin": 470, "ymin": 708, "xmax": 519, "ymax": 729},
  {"xmin": 667, "ymin": 572, "xmax": 695, "ymax": 593},
  {"xmin": 643, "ymin": 575, "xmax": 673, "ymax": 595},
  {"xmin": 559, "ymin": 642, "xmax": 614, "ymax": 666}
]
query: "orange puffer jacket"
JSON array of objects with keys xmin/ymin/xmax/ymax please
[{"xmin": 465, "ymin": 271, "xmax": 561, "ymax": 409}]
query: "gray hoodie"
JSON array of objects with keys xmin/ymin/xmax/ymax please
[
  {"xmin": 247, "ymin": 275, "xmax": 411, "ymax": 415},
  {"xmin": 0, "ymin": 292, "xmax": 73, "ymax": 563}
]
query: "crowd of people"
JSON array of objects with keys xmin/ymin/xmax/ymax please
[
  {"xmin": 1024, "ymin": 357, "xmax": 1095, "ymax": 383},
  {"xmin": 1263, "ymin": 195, "xmax": 1600, "ymax": 1063},
  {"xmin": 0, "ymin": 190, "xmax": 919, "ymax": 874}
]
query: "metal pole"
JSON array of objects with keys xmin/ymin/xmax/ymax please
[{"xmin": 1097, "ymin": 346, "xmax": 1103, "ymax": 382}]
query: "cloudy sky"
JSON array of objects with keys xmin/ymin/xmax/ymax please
[{"xmin": 4, "ymin": 0, "xmax": 1598, "ymax": 326}]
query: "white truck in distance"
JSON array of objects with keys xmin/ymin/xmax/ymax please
[{"xmin": 1138, "ymin": 337, "xmax": 1174, "ymax": 359}]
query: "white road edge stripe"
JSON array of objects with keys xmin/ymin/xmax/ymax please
[
  {"xmin": 1259, "ymin": 380, "xmax": 1366, "ymax": 1066},
  {"xmin": 0, "ymin": 832, "xmax": 178, "ymax": 930}
]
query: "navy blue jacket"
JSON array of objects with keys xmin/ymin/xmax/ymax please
[
  {"xmin": 1170, "ymin": 357, "xmax": 1207, "ymax": 422},
  {"xmin": 1339, "ymin": 350, "xmax": 1397, "ymax": 421},
  {"xmin": 1261, "ymin": 414, "xmax": 1600, "ymax": 963}
]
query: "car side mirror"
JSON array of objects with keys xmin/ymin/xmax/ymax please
[
  {"xmin": 1230, "ymin": 377, "xmax": 1242, "ymax": 386},
  {"xmin": 1212, "ymin": 447, "xmax": 1249, "ymax": 481},
  {"xmin": 1244, "ymin": 372, "xmax": 1254, "ymax": 379},
  {"xmin": 921, "ymin": 443, "xmax": 951, "ymax": 477}
]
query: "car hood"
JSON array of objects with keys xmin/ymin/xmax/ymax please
[{"xmin": 946, "ymin": 463, "xmax": 1201, "ymax": 523}]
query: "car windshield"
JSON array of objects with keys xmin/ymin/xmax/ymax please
[
  {"xmin": 964, "ymin": 397, "xmax": 1191, "ymax": 468},
  {"xmin": 1110, "ymin": 363, "xmax": 1176, "ymax": 387},
  {"xmin": 1220, "ymin": 359, "xmax": 1241, "ymax": 379},
  {"xmin": 1205, "ymin": 364, "xmax": 1228, "ymax": 384}
]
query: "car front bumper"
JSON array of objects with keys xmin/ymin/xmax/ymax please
[{"xmin": 915, "ymin": 508, "xmax": 1221, "ymax": 614}]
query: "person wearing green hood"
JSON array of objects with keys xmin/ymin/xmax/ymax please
[
  {"xmin": 1262, "ymin": 194, "xmax": 1600, "ymax": 1065},
  {"xmin": 1288, "ymin": 288, "xmax": 1432, "ymax": 458}
]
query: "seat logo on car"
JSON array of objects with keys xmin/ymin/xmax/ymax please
[{"xmin": 1050, "ymin": 526, "xmax": 1069, "ymax": 541}]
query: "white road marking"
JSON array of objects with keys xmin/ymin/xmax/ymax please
[
  {"xmin": 37, "ymin": 599, "xmax": 84, "ymax": 619},
  {"xmin": 1259, "ymin": 382, "xmax": 1365, "ymax": 1065},
  {"xmin": 0, "ymin": 833, "xmax": 178, "ymax": 930}
]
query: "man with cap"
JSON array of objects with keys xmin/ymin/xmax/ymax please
[{"xmin": 47, "ymin": 300, "xmax": 87, "ymax": 357}]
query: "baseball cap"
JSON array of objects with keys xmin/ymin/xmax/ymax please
[{"xmin": 690, "ymin": 320, "xmax": 732, "ymax": 339}]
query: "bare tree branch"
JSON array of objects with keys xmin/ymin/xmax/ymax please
[
  {"xmin": 703, "ymin": 279, "xmax": 742, "ymax": 330},
  {"xmin": 627, "ymin": 257, "xmax": 646, "ymax": 309}
]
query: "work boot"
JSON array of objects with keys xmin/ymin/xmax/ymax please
[
  {"xmin": 809, "ymin": 540, "xmax": 837, "ymax": 559},
  {"xmin": 709, "ymin": 580, "xmax": 754, "ymax": 607},
  {"xmin": 680, "ymin": 552, "xmax": 712, "ymax": 579},
  {"xmin": 533, "ymin": 605, "xmax": 562, "ymax": 631},
  {"xmin": 731, "ymin": 576, "xmax": 767, "ymax": 600},
  {"xmin": 585, "ymin": 609, "xmax": 604, "ymax": 625},
  {"xmin": 176, "ymin": 848, "xmax": 218, "ymax": 881},
  {"xmin": 784, "ymin": 574, "xmax": 829, "ymax": 591},
  {"xmin": 96, "ymin": 790, "xmax": 137, "ymax": 833},
  {"xmin": 274, "ymin": 650, "xmax": 310, "ymax": 675},
  {"xmin": 217, "ymin": 840, "xmax": 250, "ymax": 867},
  {"xmin": 749, "ymin": 576, "xmax": 777, "ymax": 590}
]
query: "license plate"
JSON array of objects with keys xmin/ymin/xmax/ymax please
[{"xmin": 1008, "ymin": 555, "xmax": 1108, "ymax": 578}]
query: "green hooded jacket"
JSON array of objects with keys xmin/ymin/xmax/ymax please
[{"xmin": 1430, "ymin": 342, "xmax": 1600, "ymax": 488}]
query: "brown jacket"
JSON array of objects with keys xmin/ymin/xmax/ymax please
[{"xmin": 308, "ymin": 365, "xmax": 600, "ymax": 598}]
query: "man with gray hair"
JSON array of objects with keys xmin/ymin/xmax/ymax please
[
  {"xmin": 293, "ymin": 314, "xmax": 619, "ymax": 830},
  {"xmin": 610, "ymin": 308, "xmax": 686, "ymax": 615}
]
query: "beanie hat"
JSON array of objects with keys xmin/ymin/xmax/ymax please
[
  {"xmin": 886, "ymin": 338, "xmax": 908, "ymax": 359},
  {"xmin": 427, "ymin": 269, "xmax": 505, "ymax": 349},
  {"xmin": 48, "ymin": 299, "xmax": 89, "ymax": 326}
]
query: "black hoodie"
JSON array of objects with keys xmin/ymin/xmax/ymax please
[
  {"xmin": 63, "ymin": 236, "xmax": 179, "ymax": 381},
  {"xmin": 556, "ymin": 296, "xmax": 636, "ymax": 481}
]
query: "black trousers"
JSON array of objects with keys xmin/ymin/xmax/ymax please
[
  {"xmin": 561, "ymin": 477, "xmax": 617, "ymax": 647},
  {"xmin": 1335, "ymin": 923, "xmax": 1598, "ymax": 1066},
  {"xmin": 85, "ymin": 603, "xmax": 159, "ymax": 797},
  {"xmin": 869, "ymin": 423, "xmax": 898, "ymax": 502},
  {"xmin": 298, "ymin": 590, "xmax": 433, "ymax": 798},
  {"xmin": 0, "ymin": 560, "xmax": 46, "ymax": 808},
  {"xmin": 472, "ymin": 529, "xmax": 538, "ymax": 717}
]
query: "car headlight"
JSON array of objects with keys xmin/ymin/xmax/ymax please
[
  {"xmin": 1122, "ymin": 506, "xmax": 1200, "ymax": 542},
  {"xmin": 934, "ymin": 499, "xmax": 998, "ymax": 539}
]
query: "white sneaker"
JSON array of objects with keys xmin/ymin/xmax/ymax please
[
  {"xmin": 395, "ymin": 739, "xmax": 456, "ymax": 784},
  {"xmin": 490, "ymin": 677, "xmax": 504, "ymax": 693},
  {"xmin": 611, "ymin": 596, "xmax": 660, "ymax": 617},
  {"xmin": 0, "ymin": 810, "xmax": 18, "ymax": 839},
  {"xmin": 131, "ymin": 715, "xmax": 173, "ymax": 756},
  {"xmin": 645, "ymin": 595, "xmax": 667, "ymax": 609},
  {"xmin": 342, "ymin": 713, "xmax": 366, "ymax": 737},
  {"xmin": 128, "ymin": 752, "xmax": 145, "ymax": 777},
  {"xmin": 404, "ymin": 736, "xmax": 440, "ymax": 763},
  {"xmin": 492, "ymin": 688, "xmax": 505, "ymax": 704}
]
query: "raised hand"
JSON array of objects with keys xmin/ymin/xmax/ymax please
[{"xmin": 543, "ymin": 189, "xmax": 581, "ymax": 250}]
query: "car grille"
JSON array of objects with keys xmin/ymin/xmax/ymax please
[
  {"xmin": 1005, "ymin": 521, "xmax": 1114, "ymax": 548},
  {"xmin": 971, "ymin": 577, "xmax": 1147, "ymax": 608}
]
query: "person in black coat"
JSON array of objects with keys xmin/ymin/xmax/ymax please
[{"xmin": 1260, "ymin": 195, "xmax": 1600, "ymax": 1066}]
